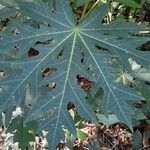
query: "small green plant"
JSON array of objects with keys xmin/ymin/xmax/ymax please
[{"xmin": 0, "ymin": 0, "xmax": 150, "ymax": 149}]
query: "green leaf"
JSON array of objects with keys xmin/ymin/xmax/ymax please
[
  {"xmin": 132, "ymin": 109, "xmax": 147, "ymax": 120},
  {"xmin": 0, "ymin": 0, "xmax": 18, "ymax": 7},
  {"xmin": 120, "ymin": 0, "xmax": 141, "ymax": 8},
  {"xmin": 0, "ymin": 7, "xmax": 17, "ymax": 21},
  {"xmin": 88, "ymin": 143, "xmax": 98, "ymax": 150},
  {"xmin": 7, "ymin": 117, "xmax": 38, "ymax": 149},
  {"xmin": 97, "ymin": 114, "xmax": 119, "ymax": 125},
  {"xmin": 73, "ymin": 0, "xmax": 88, "ymax": 7},
  {"xmin": 132, "ymin": 130, "xmax": 142, "ymax": 150},
  {"xmin": 77, "ymin": 129, "xmax": 86, "ymax": 141},
  {"xmin": 0, "ymin": 0, "xmax": 149, "ymax": 148},
  {"xmin": 0, "ymin": 0, "xmax": 35, "ymax": 7}
]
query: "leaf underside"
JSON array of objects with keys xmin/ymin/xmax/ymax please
[{"xmin": 0, "ymin": 0, "xmax": 149, "ymax": 149}]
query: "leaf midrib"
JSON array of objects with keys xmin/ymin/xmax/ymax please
[{"xmin": 51, "ymin": 32, "xmax": 77, "ymax": 147}]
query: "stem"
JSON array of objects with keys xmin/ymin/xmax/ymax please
[
  {"xmin": 107, "ymin": 0, "xmax": 112, "ymax": 24},
  {"xmin": 79, "ymin": 0, "xmax": 101, "ymax": 23},
  {"xmin": 80, "ymin": 0, "xmax": 90, "ymax": 20}
]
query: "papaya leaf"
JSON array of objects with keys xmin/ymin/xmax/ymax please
[{"xmin": 0, "ymin": 0, "xmax": 149, "ymax": 149}]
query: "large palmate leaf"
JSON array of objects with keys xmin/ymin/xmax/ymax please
[{"xmin": 0, "ymin": 0, "xmax": 149, "ymax": 149}]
